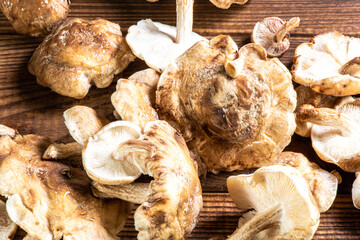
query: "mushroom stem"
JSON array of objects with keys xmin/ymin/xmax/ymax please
[
  {"xmin": 176, "ymin": 0, "xmax": 194, "ymax": 44},
  {"xmin": 0, "ymin": 125, "xmax": 16, "ymax": 138},
  {"xmin": 227, "ymin": 203, "xmax": 282, "ymax": 240},
  {"xmin": 43, "ymin": 142, "xmax": 82, "ymax": 159},
  {"xmin": 275, "ymin": 17, "xmax": 300, "ymax": 43},
  {"xmin": 92, "ymin": 182, "xmax": 150, "ymax": 205}
]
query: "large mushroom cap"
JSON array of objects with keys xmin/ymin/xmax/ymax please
[
  {"xmin": 274, "ymin": 151, "xmax": 338, "ymax": 213},
  {"xmin": 0, "ymin": 0, "xmax": 69, "ymax": 37},
  {"xmin": 28, "ymin": 18, "xmax": 135, "ymax": 99},
  {"xmin": 227, "ymin": 165, "xmax": 320, "ymax": 239},
  {"xmin": 126, "ymin": 19, "xmax": 205, "ymax": 72},
  {"xmin": 0, "ymin": 129, "xmax": 132, "ymax": 240},
  {"xmin": 157, "ymin": 35, "xmax": 296, "ymax": 173},
  {"xmin": 251, "ymin": 17, "xmax": 300, "ymax": 57},
  {"xmin": 82, "ymin": 121, "xmax": 143, "ymax": 184},
  {"xmin": 0, "ymin": 199, "xmax": 17, "ymax": 240},
  {"xmin": 297, "ymin": 98, "xmax": 360, "ymax": 172},
  {"xmin": 292, "ymin": 31, "xmax": 360, "ymax": 96}
]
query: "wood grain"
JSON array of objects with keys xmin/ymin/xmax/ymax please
[{"xmin": 1, "ymin": 0, "xmax": 360, "ymax": 239}]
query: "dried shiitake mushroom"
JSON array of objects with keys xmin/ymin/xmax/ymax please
[
  {"xmin": 227, "ymin": 165, "xmax": 320, "ymax": 239},
  {"xmin": 0, "ymin": 199, "xmax": 17, "ymax": 240},
  {"xmin": 0, "ymin": 0, "xmax": 70, "ymax": 37},
  {"xmin": 209, "ymin": 0, "xmax": 248, "ymax": 9},
  {"xmin": 0, "ymin": 126, "xmax": 133, "ymax": 240},
  {"xmin": 352, "ymin": 173, "xmax": 360, "ymax": 209},
  {"xmin": 157, "ymin": 35, "xmax": 296, "ymax": 173},
  {"xmin": 292, "ymin": 31, "xmax": 360, "ymax": 96},
  {"xmin": 126, "ymin": 0, "xmax": 205, "ymax": 72},
  {"xmin": 297, "ymin": 98, "xmax": 360, "ymax": 172},
  {"xmin": 28, "ymin": 18, "xmax": 135, "ymax": 99},
  {"xmin": 274, "ymin": 151, "xmax": 338, "ymax": 213},
  {"xmin": 252, "ymin": 17, "xmax": 300, "ymax": 57}
]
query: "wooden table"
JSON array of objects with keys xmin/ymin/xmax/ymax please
[{"xmin": 1, "ymin": 0, "xmax": 360, "ymax": 239}]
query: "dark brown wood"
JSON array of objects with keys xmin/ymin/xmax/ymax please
[{"xmin": 2, "ymin": 0, "xmax": 360, "ymax": 239}]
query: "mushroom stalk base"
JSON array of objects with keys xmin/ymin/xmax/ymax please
[
  {"xmin": 176, "ymin": 0, "xmax": 194, "ymax": 44},
  {"xmin": 227, "ymin": 203, "xmax": 282, "ymax": 240}
]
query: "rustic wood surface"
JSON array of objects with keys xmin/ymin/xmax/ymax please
[{"xmin": 1, "ymin": 0, "xmax": 360, "ymax": 239}]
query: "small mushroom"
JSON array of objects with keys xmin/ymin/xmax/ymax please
[
  {"xmin": 43, "ymin": 142, "xmax": 83, "ymax": 160},
  {"xmin": 28, "ymin": 18, "xmax": 135, "ymax": 98},
  {"xmin": 157, "ymin": 35, "xmax": 296, "ymax": 173},
  {"xmin": 126, "ymin": 0, "xmax": 206, "ymax": 72},
  {"xmin": 251, "ymin": 17, "xmax": 300, "ymax": 57},
  {"xmin": 209, "ymin": 0, "xmax": 248, "ymax": 9},
  {"xmin": 274, "ymin": 151, "xmax": 338, "ymax": 213},
  {"xmin": 64, "ymin": 105, "xmax": 109, "ymax": 145},
  {"xmin": 352, "ymin": 173, "xmax": 360, "ymax": 209},
  {"xmin": 0, "ymin": 129, "xmax": 133, "ymax": 240},
  {"xmin": 0, "ymin": 0, "xmax": 70, "ymax": 37},
  {"xmin": 227, "ymin": 165, "xmax": 320, "ymax": 239},
  {"xmin": 292, "ymin": 31, "xmax": 360, "ymax": 96},
  {"xmin": 111, "ymin": 79, "xmax": 158, "ymax": 129},
  {"xmin": 0, "ymin": 199, "xmax": 17, "ymax": 240},
  {"xmin": 297, "ymin": 98, "xmax": 360, "ymax": 172}
]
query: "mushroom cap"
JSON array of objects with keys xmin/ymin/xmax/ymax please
[
  {"xmin": 209, "ymin": 0, "xmax": 248, "ymax": 9},
  {"xmin": 126, "ymin": 19, "xmax": 205, "ymax": 72},
  {"xmin": 157, "ymin": 35, "xmax": 296, "ymax": 173},
  {"xmin": 292, "ymin": 31, "xmax": 360, "ymax": 96},
  {"xmin": 227, "ymin": 165, "xmax": 320, "ymax": 239},
  {"xmin": 274, "ymin": 151, "xmax": 338, "ymax": 213},
  {"xmin": 0, "ymin": 199, "xmax": 17, "ymax": 240},
  {"xmin": 117, "ymin": 120, "xmax": 202, "ymax": 239},
  {"xmin": 64, "ymin": 105, "xmax": 108, "ymax": 145},
  {"xmin": 28, "ymin": 18, "xmax": 135, "ymax": 99},
  {"xmin": 0, "ymin": 0, "xmax": 69, "ymax": 37},
  {"xmin": 251, "ymin": 17, "xmax": 300, "ymax": 57},
  {"xmin": 82, "ymin": 121, "xmax": 143, "ymax": 184},
  {"xmin": 0, "ymin": 132, "xmax": 132, "ymax": 240},
  {"xmin": 352, "ymin": 173, "xmax": 360, "ymax": 209},
  {"xmin": 297, "ymin": 98, "xmax": 360, "ymax": 172}
]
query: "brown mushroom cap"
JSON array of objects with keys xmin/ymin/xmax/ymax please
[
  {"xmin": 0, "ymin": 131, "xmax": 132, "ymax": 240},
  {"xmin": 251, "ymin": 17, "xmax": 300, "ymax": 57},
  {"xmin": 157, "ymin": 35, "xmax": 296, "ymax": 173},
  {"xmin": 0, "ymin": 0, "xmax": 69, "ymax": 37},
  {"xmin": 274, "ymin": 151, "xmax": 338, "ymax": 213},
  {"xmin": 297, "ymin": 98, "xmax": 360, "ymax": 172},
  {"xmin": 292, "ymin": 31, "xmax": 360, "ymax": 96},
  {"xmin": 28, "ymin": 18, "xmax": 135, "ymax": 99}
]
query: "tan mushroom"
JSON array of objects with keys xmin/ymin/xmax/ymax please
[
  {"xmin": 43, "ymin": 142, "xmax": 82, "ymax": 160},
  {"xmin": 227, "ymin": 165, "xmax": 320, "ymax": 239},
  {"xmin": 0, "ymin": 199, "xmax": 17, "ymax": 240},
  {"xmin": 0, "ymin": 128, "xmax": 133, "ymax": 240},
  {"xmin": 126, "ymin": 0, "xmax": 206, "ymax": 72},
  {"xmin": 251, "ymin": 17, "xmax": 300, "ymax": 57},
  {"xmin": 274, "ymin": 151, "xmax": 338, "ymax": 213},
  {"xmin": 209, "ymin": 0, "xmax": 248, "ymax": 9},
  {"xmin": 157, "ymin": 35, "xmax": 296, "ymax": 173},
  {"xmin": 0, "ymin": 0, "xmax": 69, "ymax": 37},
  {"xmin": 292, "ymin": 31, "xmax": 360, "ymax": 96},
  {"xmin": 28, "ymin": 18, "xmax": 135, "ymax": 99},
  {"xmin": 297, "ymin": 98, "xmax": 360, "ymax": 172},
  {"xmin": 352, "ymin": 173, "xmax": 360, "ymax": 209}
]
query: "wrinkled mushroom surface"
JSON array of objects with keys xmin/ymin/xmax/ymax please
[
  {"xmin": 28, "ymin": 18, "xmax": 135, "ymax": 99},
  {"xmin": 157, "ymin": 35, "xmax": 296, "ymax": 173},
  {"xmin": 0, "ymin": 0, "xmax": 69, "ymax": 37},
  {"xmin": 274, "ymin": 151, "xmax": 338, "ymax": 213},
  {"xmin": 297, "ymin": 98, "xmax": 360, "ymax": 172},
  {"xmin": 0, "ymin": 130, "xmax": 132, "ymax": 240},
  {"xmin": 292, "ymin": 31, "xmax": 360, "ymax": 96},
  {"xmin": 251, "ymin": 17, "xmax": 300, "ymax": 57},
  {"xmin": 227, "ymin": 165, "xmax": 320, "ymax": 240}
]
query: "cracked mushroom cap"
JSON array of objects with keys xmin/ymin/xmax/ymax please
[
  {"xmin": 227, "ymin": 165, "xmax": 320, "ymax": 239},
  {"xmin": 0, "ymin": 199, "xmax": 17, "ymax": 240},
  {"xmin": 117, "ymin": 120, "xmax": 202, "ymax": 239},
  {"xmin": 292, "ymin": 31, "xmax": 360, "ymax": 96},
  {"xmin": 157, "ymin": 35, "xmax": 296, "ymax": 173},
  {"xmin": 0, "ymin": 0, "xmax": 69, "ymax": 37},
  {"xmin": 274, "ymin": 151, "xmax": 338, "ymax": 213},
  {"xmin": 297, "ymin": 98, "xmax": 360, "ymax": 172},
  {"xmin": 251, "ymin": 17, "xmax": 300, "ymax": 57},
  {"xmin": 0, "ymin": 130, "xmax": 133, "ymax": 240},
  {"xmin": 28, "ymin": 18, "xmax": 135, "ymax": 99},
  {"xmin": 126, "ymin": 19, "xmax": 205, "ymax": 72}
]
